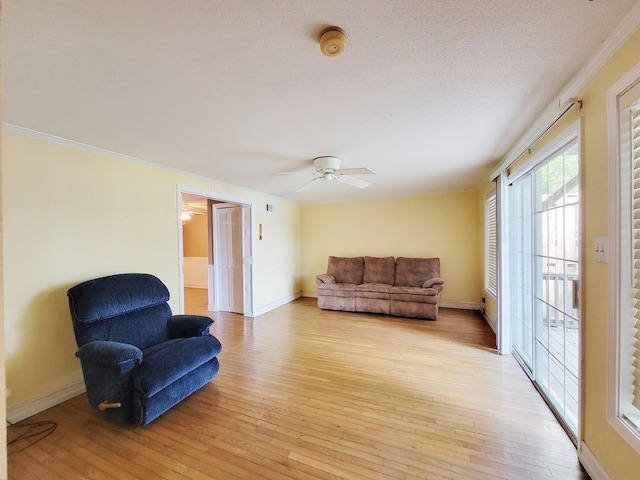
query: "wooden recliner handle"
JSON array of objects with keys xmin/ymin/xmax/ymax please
[{"xmin": 98, "ymin": 401, "xmax": 122, "ymax": 411}]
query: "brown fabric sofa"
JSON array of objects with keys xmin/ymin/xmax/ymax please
[{"xmin": 316, "ymin": 256, "xmax": 444, "ymax": 320}]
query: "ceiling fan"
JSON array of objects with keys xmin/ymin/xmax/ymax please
[{"xmin": 280, "ymin": 156, "xmax": 375, "ymax": 192}]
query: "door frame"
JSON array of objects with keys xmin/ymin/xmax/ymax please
[
  {"xmin": 176, "ymin": 185, "xmax": 256, "ymax": 317},
  {"xmin": 501, "ymin": 118, "xmax": 583, "ymax": 442}
]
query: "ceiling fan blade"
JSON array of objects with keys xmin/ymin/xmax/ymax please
[
  {"xmin": 337, "ymin": 175, "xmax": 371, "ymax": 189},
  {"xmin": 280, "ymin": 171, "xmax": 318, "ymax": 175},
  {"xmin": 296, "ymin": 177, "xmax": 322, "ymax": 192},
  {"xmin": 337, "ymin": 167, "xmax": 375, "ymax": 175}
]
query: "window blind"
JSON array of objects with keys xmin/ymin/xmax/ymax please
[
  {"xmin": 486, "ymin": 192, "xmax": 498, "ymax": 296},
  {"xmin": 631, "ymin": 102, "xmax": 640, "ymax": 412},
  {"xmin": 610, "ymin": 72, "xmax": 640, "ymax": 448}
]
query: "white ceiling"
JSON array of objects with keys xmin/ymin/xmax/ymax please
[{"xmin": 4, "ymin": 1, "xmax": 639, "ymax": 203}]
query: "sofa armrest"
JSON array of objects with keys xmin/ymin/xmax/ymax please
[
  {"xmin": 316, "ymin": 274, "xmax": 336, "ymax": 286},
  {"xmin": 76, "ymin": 341, "xmax": 143, "ymax": 366},
  {"xmin": 422, "ymin": 278, "xmax": 444, "ymax": 293},
  {"xmin": 168, "ymin": 315, "xmax": 213, "ymax": 338}
]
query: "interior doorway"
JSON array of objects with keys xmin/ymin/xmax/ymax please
[{"xmin": 178, "ymin": 187, "xmax": 255, "ymax": 317}]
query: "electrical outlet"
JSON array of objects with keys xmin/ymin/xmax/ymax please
[{"xmin": 594, "ymin": 237, "xmax": 608, "ymax": 263}]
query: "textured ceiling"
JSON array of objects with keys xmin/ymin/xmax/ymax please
[{"xmin": 4, "ymin": 1, "xmax": 639, "ymax": 202}]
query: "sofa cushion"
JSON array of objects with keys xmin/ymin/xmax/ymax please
[
  {"xmin": 389, "ymin": 286, "xmax": 439, "ymax": 303},
  {"xmin": 355, "ymin": 283, "xmax": 391, "ymax": 300},
  {"xmin": 394, "ymin": 257, "xmax": 440, "ymax": 287},
  {"xmin": 317, "ymin": 283, "xmax": 357, "ymax": 298},
  {"xmin": 327, "ymin": 256, "xmax": 365, "ymax": 284},
  {"xmin": 363, "ymin": 256, "xmax": 395, "ymax": 285}
]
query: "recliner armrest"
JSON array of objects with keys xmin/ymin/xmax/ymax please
[
  {"xmin": 316, "ymin": 274, "xmax": 336, "ymax": 286},
  {"xmin": 167, "ymin": 315, "xmax": 213, "ymax": 338},
  {"xmin": 422, "ymin": 278, "xmax": 444, "ymax": 293},
  {"xmin": 75, "ymin": 341, "xmax": 142, "ymax": 417},
  {"xmin": 76, "ymin": 341, "xmax": 143, "ymax": 366}
]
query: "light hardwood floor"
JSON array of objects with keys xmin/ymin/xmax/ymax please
[{"xmin": 8, "ymin": 289, "xmax": 589, "ymax": 479}]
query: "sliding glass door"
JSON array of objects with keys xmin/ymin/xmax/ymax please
[
  {"xmin": 510, "ymin": 174, "xmax": 534, "ymax": 369},
  {"xmin": 509, "ymin": 139, "xmax": 580, "ymax": 438}
]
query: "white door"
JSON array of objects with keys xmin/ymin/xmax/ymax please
[
  {"xmin": 214, "ymin": 204, "xmax": 243, "ymax": 313},
  {"xmin": 532, "ymin": 142, "xmax": 580, "ymax": 437},
  {"xmin": 509, "ymin": 139, "xmax": 580, "ymax": 438}
]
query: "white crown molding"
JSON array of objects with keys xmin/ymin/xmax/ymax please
[
  {"xmin": 490, "ymin": 2, "xmax": 640, "ymax": 180},
  {"xmin": 2, "ymin": 123, "xmax": 292, "ymax": 203},
  {"xmin": 563, "ymin": 2, "xmax": 640, "ymax": 101},
  {"xmin": 3, "ymin": 123, "xmax": 196, "ymax": 175}
]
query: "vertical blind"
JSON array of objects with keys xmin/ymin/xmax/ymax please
[{"xmin": 486, "ymin": 191, "xmax": 498, "ymax": 296}]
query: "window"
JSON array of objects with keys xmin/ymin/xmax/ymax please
[
  {"xmin": 610, "ymin": 68, "xmax": 640, "ymax": 453},
  {"xmin": 485, "ymin": 189, "xmax": 498, "ymax": 297},
  {"xmin": 624, "ymin": 95, "xmax": 640, "ymax": 424}
]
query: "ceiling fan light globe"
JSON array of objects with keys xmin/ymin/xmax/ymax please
[{"xmin": 313, "ymin": 156, "xmax": 342, "ymax": 171}]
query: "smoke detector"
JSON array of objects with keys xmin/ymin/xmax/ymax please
[{"xmin": 320, "ymin": 27, "xmax": 347, "ymax": 57}]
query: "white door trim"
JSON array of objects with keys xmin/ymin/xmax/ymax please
[{"xmin": 177, "ymin": 185, "xmax": 256, "ymax": 317}]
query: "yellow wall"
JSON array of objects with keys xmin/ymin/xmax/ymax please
[
  {"xmin": 2, "ymin": 131, "xmax": 302, "ymax": 412},
  {"xmin": 489, "ymin": 26, "xmax": 640, "ymax": 480},
  {"xmin": 0, "ymin": 2, "xmax": 8, "ymax": 474},
  {"xmin": 248, "ymin": 196, "xmax": 302, "ymax": 309},
  {"xmin": 573, "ymin": 26, "xmax": 640, "ymax": 478},
  {"xmin": 300, "ymin": 191, "xmax": 482, "ymax": 307},
  {"xmin": 182, "ymin": 214, "xmax": 208, "ymax": 257}
]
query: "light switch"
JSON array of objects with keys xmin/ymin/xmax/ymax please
[{"xmin": 594, "ymin": 237, "xmax": 608, "ymax": 263}]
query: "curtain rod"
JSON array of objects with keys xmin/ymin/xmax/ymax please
[{"xmin": 492, "ymin": 97, "xmax": 583, "ymax": 178}]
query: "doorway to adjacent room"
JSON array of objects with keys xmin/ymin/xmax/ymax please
[{"xmin": 178, "ymin": 187, "xmax": 255, "ymax": 317}]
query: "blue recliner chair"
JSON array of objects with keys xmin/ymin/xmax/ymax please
[{"xmin": 67, "ymin": 273, "xmax": 222, "ymax": 425}]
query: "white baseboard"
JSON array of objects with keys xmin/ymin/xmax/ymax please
[
  {"xmin": 302, "ymin": 291, "xmax": 318, "ymax": 298},
  {"xmin": 7, "ymin": 380, "xmax": 86, "ymax": 424},
  {"xmin": 579, "ymin": 441, "xmax": 611, "ymax": 480},
  {"xmin": 252, "ymin": 292, "xmax": 301, "ymax": 317},
  {"xmin": 439, "ymin": 300, "xmax": 481, "ymax": 310},
  {"xmin": 483, "ymin": 312, "xmax": 497, "ymax": 334}
]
